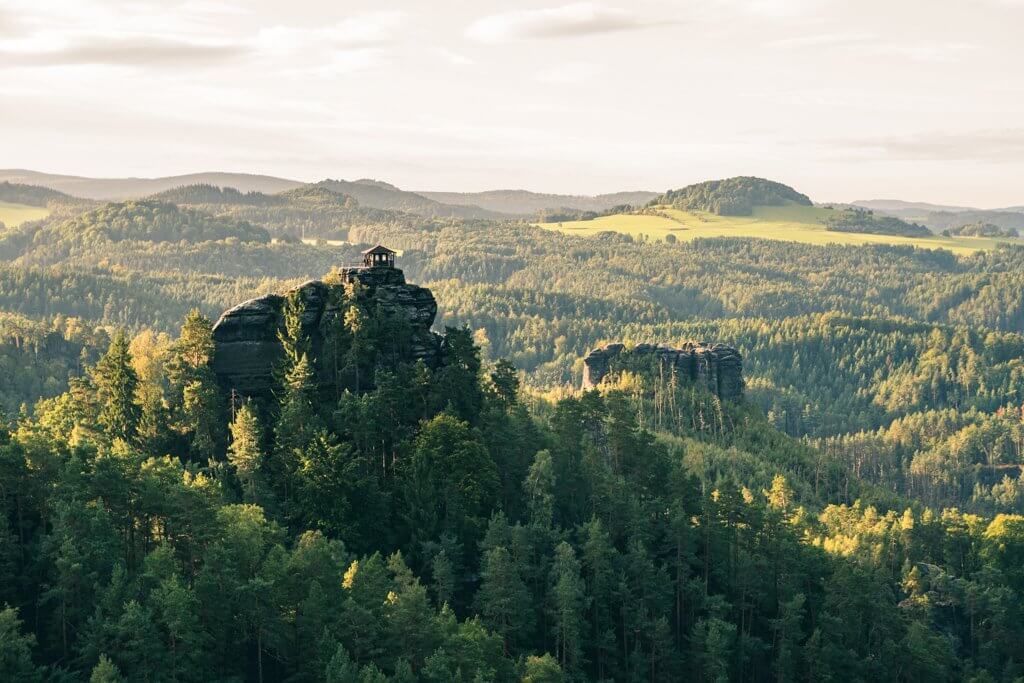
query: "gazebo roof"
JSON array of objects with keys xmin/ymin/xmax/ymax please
[{"xmin": 361, "ymin": 244, "xmax": 395, "ymax": 255}]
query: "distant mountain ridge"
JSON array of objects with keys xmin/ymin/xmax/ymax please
[
  {"xmin": 418, "ymin": 189, "xmax": 659, "ymax": 216},
  {"xmin": 0, "ymin": 169, "xmax": 658, "ymax": 220},
  {"xmin": 852, "ymin": 199, "xmax": 976, "ymax": 213},
  {"xmin": 313, "ymin": 179, "xmax": 506, "ymax": 220},
  {"xmin": 0, "ymin": 169, "xmax": 303, "ymax": 200},
  {"xmin": 0, "ymin": 181, "xmax": 80, "ymax": 207}
]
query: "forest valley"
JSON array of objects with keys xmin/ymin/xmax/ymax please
[{"xmin": 1, "ymin": 179, "xmax": 1024, "ymax": 681}]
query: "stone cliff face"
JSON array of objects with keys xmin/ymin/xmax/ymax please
[
  {"xmin": 582, "ymin": 342, "xmax": 744, "ymax": 401},
  {"xmin": 211, "ymin": 266, "xmax": 440, "ymax": 400}
]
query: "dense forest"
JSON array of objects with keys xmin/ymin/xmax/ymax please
[
  {"xmin": 0, "ymin": 182, "xmax": 80, "ymax": 208},
  {"xmin": 655, "ymin": 178, "xmax": 812, "ymax": 216},
  {"xmin": 3, "ymin": 181, "xmax": 1024, "ymax": 680},
  {"xmin": 822, "ymin": 208, "xmax": 931, "ymax": 237},
  {"xmin": 943, "ymin": 222, "xmax": 1020, "ymax": 238}
]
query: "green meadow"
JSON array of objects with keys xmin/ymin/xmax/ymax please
[
  {"xmin": 538, "ymin": 203, "xmax": 1022, "ymax": 255},
  {"xmin": 0, "ymin": 201, "xmax": 50, "ymax": 227}
]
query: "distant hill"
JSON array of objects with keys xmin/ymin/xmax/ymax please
[
  {"xmin": 944, "ymin": 221, "xmax": 1019, "ymax": 238},
  {"xmin": 417, "ymin": 189, "xmax": 659, "ymax": 216},
  {"xmin": 0, "ymin": 170, "xmax": 512, "ymax": 219},
  {"xmin": 149, "ymin": 184, "xmax": 280, "ymax": 206},
  {"xmin": 0, "ymin": 169, "xmax": 304, "ymax": 200},
  {"xmin": 313, "ymin": 179, "xmax": 506, "ymax": 219},
  {"xmin": 0, "ymin": 181, "xmax": 80, "ymax": 206},
  {"xmin": 823, "ymin": 208, "xmax": 931, "ymax": 237},
  {"xmin": 852, "ymin": 199, "xmax": 975, "ymax": 214},
  {"xmin": 51, "ymin": 200, "xmax": 270, "ymax": 245},
  {"xmin": 657, "ymin": 177, "xmax": 812, "ymax": 216},
  {"xmin": 923, "ymin": 210, "xmax": 1024, "ymax": 233}
]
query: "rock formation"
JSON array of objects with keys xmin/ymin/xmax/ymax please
[
  {"xmin": 211, "ymin": 266, "xmax": 440, "ymax": 401},
  {"xmin": 582, "ymin": 341, "xmax": 744, "ymax": 401}
]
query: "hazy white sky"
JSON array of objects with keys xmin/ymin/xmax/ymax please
[{"xmin": 1, "ymin": 0, "xmax": 1023, "ymax": 206}]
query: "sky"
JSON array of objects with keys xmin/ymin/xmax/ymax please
[{"xmin": 1, "ymin": 0, "xmax": 1023, "ymax": 206}]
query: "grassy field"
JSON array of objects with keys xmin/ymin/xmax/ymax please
[
  {"xmin": 537, "ymin": 203, "xmax": 1022, "ymax": 255},
  {"xmin": 0, "ymin": 202, "xmax": 49, "ymax": 227}
]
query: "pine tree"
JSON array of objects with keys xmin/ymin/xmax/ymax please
[
  {"xmin": 182, "ymin": 374, "xmax": 222, "ymax": 460},
  {"xmin": 581, "ymin": 517, "xmax": 618, "ymax": 680},
  {"xmin": 93, "ymin": 331, "xmax": 140, "ymax": 442},
  {"xmin": 166, "ymin": 310, "xmax": 224, "ymax": 457},
  {"xmin": 524, "ymin": 450, "xmax": 556, "ymax": 529},
  {"xmin": 476, "ymin": 545, "xmax": 532, "ymax": 656},
  {"xmin": 228, "ymin": 402, "xmax": 263, "ymax": 502},
  {"xmin": 546, "ymin": 542, "xmax": 587, "ymax": 673},
  {"xmin": 89, "ymin": 654, "xmax": 125, "ymax": 683},
  {"xmin": 0, "ymin": 606, "xmax": 42, "ymax": 682},
  {"xmin": 431, "ymin": 549, "xmax": 455, "ymax": 608}
]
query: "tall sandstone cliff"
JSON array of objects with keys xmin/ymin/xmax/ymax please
[
  {"xmin": 211, "ymin": 266, "xmax": 440, "ymax": 401},
  {"xmin": 583, "ymin": 342, "xmax": 744, "ymax": 401}
]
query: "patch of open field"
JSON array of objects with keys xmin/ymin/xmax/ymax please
[
  {"xmin": 0, "ymin": 202, "xmax": 50, "ymax": 227},
  {"xmin": 537, "ymin": 203, "xmax": 1023, "ymax": 255}
]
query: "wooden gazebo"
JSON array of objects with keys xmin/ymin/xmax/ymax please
[{"xmin": 361, "ymin": 244, "xmax": 396, "ymax": 268}]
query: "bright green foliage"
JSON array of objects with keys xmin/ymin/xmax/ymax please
[
  {"xmin": 89, "ymin": 654, "xmax": 125, "ymax": 682},
  {"xmin": 228, "ymin": 401, "xmax": 263, "ymax": 501},
  {"xmin": 0, "ymin": 606, "xmax": 42, "ymax": 682},
  {"xmin": 520, "ymin": 653, "xmax": 565, "ymax": 682},
  {"xmin": 401, "ymin": 413, "xmax": 500, "ymax": 548},
  {"xmin": 92, "ymin": 331, "xmax": 140, "ymax": 441}
]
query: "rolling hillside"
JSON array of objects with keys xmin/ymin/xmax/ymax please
[
  {"xmin": 0, "ymin": 202, "xmax": 50, "ymax": 228},
  {"xmin": 540, "ymin": 196, "xmax": 1024, "ymax": 255}
]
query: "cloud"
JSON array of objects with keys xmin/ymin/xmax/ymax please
[
  {"xmin": 466, "ymin": 3, "xmax": 654, "ymax": 42},
  {"xmin": 842, "ymin": 130, "xmax": 1024, "ymax": 162},
  {"xmin": 0, "ymin": 36, "xmax": 246, "ymax": 67},
  {"xmin": 849, "ymin": 42, "xmax": 978, "ymax": 63},
  {"xmin": 766, "ymin": 32, "xmax": 977, "ymax": 63},
  {"xmin": 255, "ymin": 12, "xmax": 406, "ymax": 54},
  {"xmin": 765, "ymin": 32, "xmax": 877, "ymax": 48},
  {"xmin": 0, "ymin": 11, "xmax": 407, "ymax": 72},
  {"xmin": 711, "ymin": 0, "xmax": 829, "ymax": 18},
  {"xmin": 537, "ymin": 61, "xmax": 601, "ymax": 84}
]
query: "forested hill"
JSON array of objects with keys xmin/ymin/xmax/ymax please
[
  {"xmin": 656, "ymin": 176, "xmax": 813, "ymax": 215},
  {"xmin": 0, "ymin": 200, "xmax": 271, "ymax": 266},
  {"xmin": 5, "ymin": 263, "xmax": 1024, "ymax": 681},
  {"xmin": 149, "ymin": 184, "xmax": 281, "ymax": 206},
  {"xmin": 0, "ymin": 181, "xmax": 80, "ymax": 206},
  {"xmin": 314, "ymin": 179, "xmax": 507, "ymax": 219}
]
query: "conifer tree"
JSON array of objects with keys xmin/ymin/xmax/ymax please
[
  {"xmin": 93, "ymin": 331, "xmax": 140, "ymax": 442},
  {"xmin": 228, "ymin": 402, "xmax": 263, "ymax": 502},
  {"xmin": 476, "ymin": 545, "xmax": 532, "ymax": 656},
  {"xmin": 547, "ymin": 541, "xmax": 587, "ymax": 673},
  {"xmin": 524, "ymin": 449, "xmax": 556, "ymax": 529},
  {"xmin": 166, "ymin": 310, "xmax": 224, "ymax": 458},
  {"xmin": 0, "ymin": 607, "xmax": 42, "ymax": 682},
  {"xmin": 89, "ymin": 654, "xmax": 125, "ymax": 683}
]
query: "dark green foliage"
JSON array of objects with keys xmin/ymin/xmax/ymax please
[
  {"xmin": 55, "ymin": 199, "xmax": 270, "ymax": 244},
  {"xmin": 824, "ymin": 207, "xmax": 931, "ymax": 237},
  {"xmin": 656, "ymin": 176, "xmax": 812, "ymax": 215},
  {"xmin": 0, "ymin": 181, "xmax": 78, "ymax": 206}
]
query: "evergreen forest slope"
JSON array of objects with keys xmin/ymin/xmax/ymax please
[{"xmin": 2, "ymin": 174, "xmax": 1024, "ymax": 681}]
